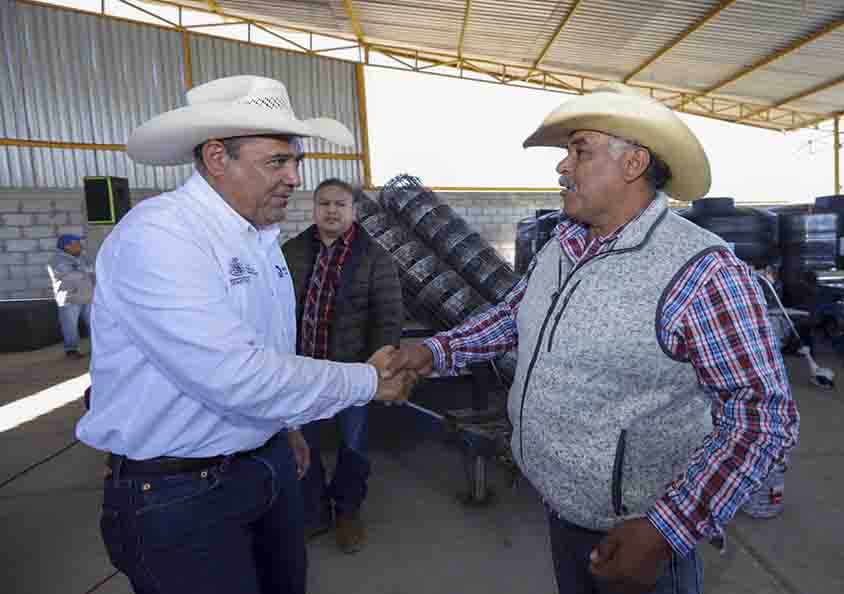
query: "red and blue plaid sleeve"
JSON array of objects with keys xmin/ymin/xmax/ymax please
[
  {"xmin": 425, "ymin": 263, "xmax": 531, "ymax": 374},
  {"xmin": 648, "ymin": 250, "xmax": 800, "ymax": 556}
]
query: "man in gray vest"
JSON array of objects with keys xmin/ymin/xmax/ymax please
[{"xmin": 388, "ymin": 84, "xmax": 799, "ymax": 594}]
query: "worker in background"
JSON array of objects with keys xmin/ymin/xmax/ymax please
[
  {"xmin": 283, "ymin": 178, "xmax": 403, "ymax": 553},
  {"xmin": 47, "ymin": 233, "xmax": 94, "ymax": 359},
  {"xmin": 387, "ymin": 83, "xmax": 799, "ymax": 594},
  {"xmin": 76, "ymin": 75, "xmax": 415, "ymax": 594}
]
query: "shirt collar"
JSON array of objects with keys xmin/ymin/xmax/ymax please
[
  {"xmin": 184, "ymin": 171, "xmax": 281, "ymax": 244},
  {"xmin": 556, "ymin": 192, "xmax": 667, "ymax": 260},
  {"xmin": 312, "ymin": 222, "xmax": 357, "ymax": 249}
]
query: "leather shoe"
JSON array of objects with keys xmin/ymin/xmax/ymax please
[
  {"xmin": 335, "ymin": 512, "xmax": 364, "ymax": 554},
  {"xmin": 305, "ymin": 505, "xmax": 333, "ymax": 541}
]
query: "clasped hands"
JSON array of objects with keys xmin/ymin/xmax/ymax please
[{"xmin": 367, "ymin": 344, "xmax": 435, "ymax": 403}]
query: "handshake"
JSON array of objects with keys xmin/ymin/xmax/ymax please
[{"xmin": 367, "ymin": 344, "xmax": 436, "ymax": 403}]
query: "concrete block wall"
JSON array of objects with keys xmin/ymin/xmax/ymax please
[
  {"xmin": 0, "ymin": 190, "xmax": 86, "ymax": 300},
  {"xmin": 0, "ymin": 188, "xmax": 161, "ymax": 300},
  {"xmin": 277, "ymin": 190, "xmax": 561, "ymax": 267},
  {"xmin": 1, "ymin": 187, "xmax": 560, "ymax": 300}
]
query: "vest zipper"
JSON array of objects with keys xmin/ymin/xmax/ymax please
[
  {"xmin": 612, "ymin": 429, "xmax": 629, "ymax": 516},
  {"xmin": 516, "ymin": 210, "xmax": 668, "ymax": 467},
  {"xmin": 516, "ymin": 287, "xmax": 567, "ymax": 464},
  {"xmin": 517, "ymin": 252, "xmax": 598, "ymax": 465},
  {"xmin": 543, "ymin": 240, "xmax": 630, "ymax": 352},
  {"xmin": 546, "ymin": 279, "xmax": 582, "ymax": 352}
]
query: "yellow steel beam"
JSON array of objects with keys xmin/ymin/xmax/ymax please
[
  {"xmin": 457, "ymin": 0, "xmax": 472, "ymax": 59},
  {"xmin": 342, "ymin": 0, "xmax": 365, "ymax": 44},
  {"xmin": 0, "ymin": 138, "xmax": 127, "ymax": 151},
  {"xmin": 623, "ymin": 0, "xmax": 738, "ymax": 83},
  {"xmin": 836, "ymin": 116, "xmax": 841, "ymax": 195},
  {"xmin": 738, "ymin": 73, "xmax": 844, "ymax": 123},
  {"xmin": 0, "ymin": 137, "xmax": 361, "ymax": 161},
  {"xmin": 679, "ymin": 15, "xmax": 844, "ymax": 109},
  {"xmin": 306, "ymin": 152, "xmax": 363, "ymax": 160},
  {"xmin": 788, "ymin": 110, "xmax": 844, "ymax": 131},
  {"xmin": 250, "ymin": 22, "xmax": 312, "ymax": 54},
  {"xmin": 17, "ymin": 0, "xmax": 840, "ymax": 132},
  {"xmin": 355, "ymin": 64, "xmax": 373, "ymax": 189},
  {"xmin": 118, "ymin": 0, "xmax": 178, "ymax": 27},
  {"xmin": 417, "ymin": 58, "xmax": 462, "ymax": 72},
  {"xmin": 182, "ymin": 29, "xmax": 193, "ymax": 89},
  {"xmin": 532, "ymin": 0, "xmax": 585, "ymax": 69}
]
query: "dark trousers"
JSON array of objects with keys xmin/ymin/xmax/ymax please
[
  {"xmin": 100, "ymin": 434, "xmax": 306, "ymax": 594},
  {"xmin": 547, "ymin": 509, "xmax": 703, "ymax": 594},
  {"xmin": 301, "ymin": 404, "xmax": 370, "ymax": 523}
]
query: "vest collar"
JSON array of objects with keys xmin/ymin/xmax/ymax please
[{"xmin": 606, "ymin": 192, "xmax": 669, "ymax": 252}]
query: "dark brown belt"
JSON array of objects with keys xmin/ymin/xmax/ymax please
[
  {"xmin": 106, "ymin": 434, "xmax": 280, "ymax": 477},
  {"xmin": 106, "ymin": 453, "xmax": 231, "ymax": 476}
]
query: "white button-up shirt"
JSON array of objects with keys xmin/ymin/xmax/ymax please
[{"xmin": 77, "ymin": 172, "xmax": 376, "ymax": 459}]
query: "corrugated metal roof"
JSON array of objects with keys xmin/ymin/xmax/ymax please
[
  {"xmin": 8, "ymin": 0, "xmax": 844, "ymax": 133},
  {"xmin": 197, "ymin": 0, "xmax": 844, "ymax": 130},
  {"xmin": 1, "ymin": 1, "xmax": 364, "ymax": 189}
]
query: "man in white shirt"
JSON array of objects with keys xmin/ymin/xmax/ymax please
[{"xmin": 77, "ymin": 75, "xmax": 413, "ymax": 594}]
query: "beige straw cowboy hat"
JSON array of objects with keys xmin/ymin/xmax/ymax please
[
  {"xmin": 128, "ymin": 75, "xmax": 355, "ymax": 165},
  {"xmin": 523, "ymin": 83, "xmax": 711, "ymax": 201}
]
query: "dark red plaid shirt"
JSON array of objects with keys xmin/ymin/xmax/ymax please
[{"xmin": 300, "ymin": 224, "xmax": 357, "ymax": 360}]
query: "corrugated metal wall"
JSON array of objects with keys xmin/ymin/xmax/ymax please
[{"xmin": 0, "ymin": 1, "xmax": 363, "ymax": 190}]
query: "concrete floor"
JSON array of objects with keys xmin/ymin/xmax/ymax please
[{"xmin": 0, "ymin": 338, "xmax": 842, "ymax": 594}]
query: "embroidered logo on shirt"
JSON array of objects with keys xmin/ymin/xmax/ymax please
[
  {"xmin": 229, "ymin": 257, "xmax": 258, "ymax": 286},
  {"xmin": 274, "ymin": 264, "xmax": 288, "ymax": 279}
]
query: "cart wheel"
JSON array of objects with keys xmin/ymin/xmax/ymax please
[{"xmin": 822, "ymin": 317, "xmax": 842, "ymax": 339}]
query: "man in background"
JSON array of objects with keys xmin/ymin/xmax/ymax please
[
  {"xmin": 47, "ymin": 233, "xmax": 94, "ymax": 359},
  {"xmin": 283, "ymin": 179, "xmax": 403, "ymax": 553}
]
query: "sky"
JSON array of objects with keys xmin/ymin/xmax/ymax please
[{"xmin": 365, "ymin": 67, "xmax": 839, "ymax": 204}]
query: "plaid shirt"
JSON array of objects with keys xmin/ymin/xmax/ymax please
[
  {"xmin": 300, "ymin": 225, "xmax": 357, "ymax": 360},
  {"xmin": 426, "ymin": 213, "xmax": 799, "ymax": 557}
]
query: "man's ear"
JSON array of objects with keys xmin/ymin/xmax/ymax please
[
  {"xmin": 623, "ymin": 146, "xmax": 651, "ymax": 183},
  {"xmin": 202, "ymin": 140, "xmax": 228, "ymax": 176}
]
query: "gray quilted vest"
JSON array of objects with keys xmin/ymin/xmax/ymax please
[{"xmin": 507, "ymin": 194, "xmax": 728, "ymax": 531}]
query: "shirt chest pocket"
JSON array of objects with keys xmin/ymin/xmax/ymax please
[{"xmin": 223, "ymin": 257, "xmax": 264, "ymax": 329}]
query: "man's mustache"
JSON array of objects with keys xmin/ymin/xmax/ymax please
[{"xmin": 559, "ymin": 175, "xmax": 577, "ymax": 192}]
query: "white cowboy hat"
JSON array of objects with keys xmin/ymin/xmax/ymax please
[
  {"xmin": 522, "ymin": 83, "xmax": 711, "ymax": 201},
  {"xmin": 127, "ymin": 75, "xmax": 355, "ymax": 165}
]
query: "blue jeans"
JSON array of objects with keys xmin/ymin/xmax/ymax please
[
  {"xmin": 58, "ymin": 303, "xmax": 90, "ymax": 351},
  {"xmin": 547, "ymin": 510, "xmax": 703, "ymax": 594},
  {"xmin": 301, "ymin": 404, "xmax": 370, "ymax": 522},
  {"xmin": 100, "ymin": 434, "xmax": 306, "ymax": 594}
]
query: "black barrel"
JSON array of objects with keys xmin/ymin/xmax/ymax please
[
  {"xmin": 535, "ymin": 210, "xmax": 562, "ymax": 256},
  {"xmin": 515, "ymin": 215, "xmax": 536, "ymax": 274},
  {"xmin": 773, "ymin": 205, "xmax": 840, "ymax": 308},
  {"xmin": 814, "ymin": 195, "xmax": 844, "ymax": 269},
  {"xmin": 0, "ymin": 299, "xmax": 62, "ymax": 352},
  {"xmin": 514, "ymin": 209, "xmax": 562, "ymax": 275},
  {"xmin": 680, "ymin": 197, "xmax": 777, "ymax": 268},
  {"xmin": 380, "ymin": 174, "xmax": 520, "ymax": 304}
]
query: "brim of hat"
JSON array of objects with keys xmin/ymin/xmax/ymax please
[
  {"xmin": 127, "ymin": 103, "xmax": 355, "ymax": 165},
  {"xmin": 522, "ymin": 99, "xmax": 711, "ymax": 201}
]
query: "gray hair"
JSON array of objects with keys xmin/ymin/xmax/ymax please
[
  {"xmin": 192, "ymin": 135, "xmax": 303, "ymax": 171},
  {"xmin": 606, "ymin": 135, "xmax": 672, "ymax": 191}
]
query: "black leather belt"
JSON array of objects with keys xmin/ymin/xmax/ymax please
[
  {"xmin": 107, "ymin": 453, "xmax": 231, "ymax": 476},
  {"xmin": 106, "ymin": 434, "xmax": 279, "ymax": 477}
]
